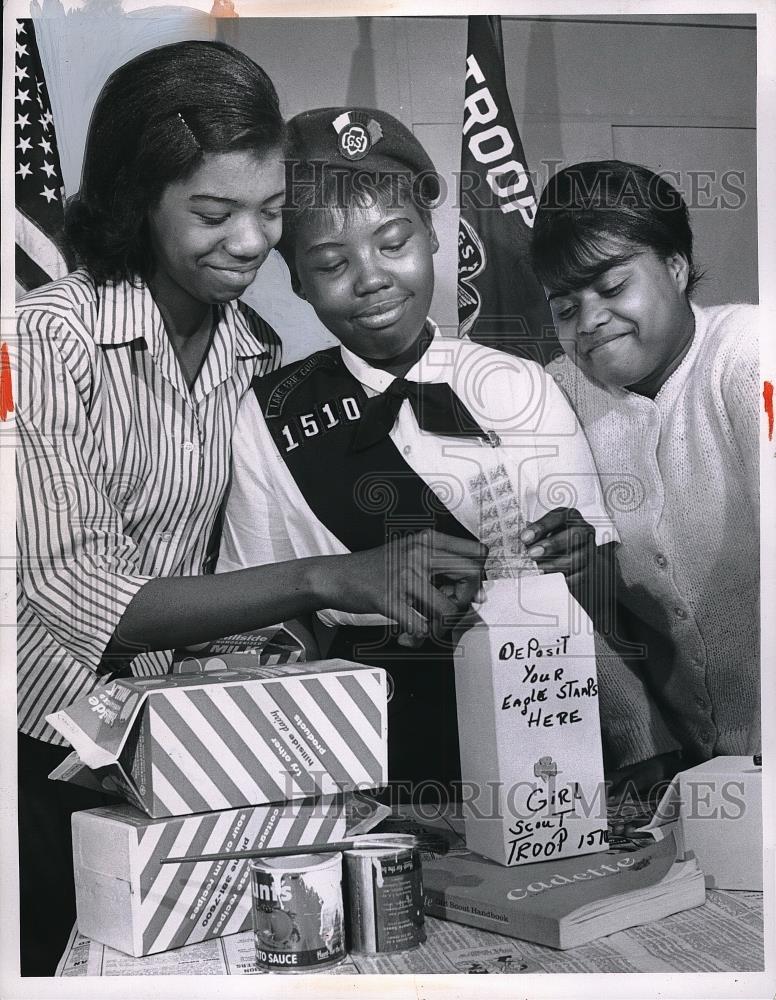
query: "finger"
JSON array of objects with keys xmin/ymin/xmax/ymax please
[
  {"xmin": 440, "ymin": 581, "xmax": 480, "ymax": 614},
  {"xmin": 520, "ymin": 508, "xmax": 581, "ymax": 545},
  {"xmin": 563, "ymin": 560, "xmax": 602, "ymax": 589},
  {"xmin": 535, "ymin": 559, "xmax": 592, "ymax": 580},
  {"xmin": 405, "ymin": 571, "xmax": 462, "ymax": 630},
  {"xmin": 522, "ymin": 508, "xmax": 596, "ymax": 547},
  {"xmin": 453, "ymin": 578, "xmax": 477, "ymax": 608},
  {"xmin": 430, "ymin": 554, "xmax": 488, "ymax": 578},
  {"xmin": 389, "ymin": 598, "xmax": 430, "ymax": 639},
  {"xmin": 452, "ymin": 577, "xmax": 485, "ymax": 611},
  {"xmin": 441, "ymin": 579, "xmax": 486, "ymax": 606},
  {"xmin": 420, "ymin": 530, "xmax": 489, "ymax": 563},
  {"xmin": 526, "ymin": 526, "xmax": 593, "ymax": 561},
  {"xmin": 533, "ymin": 537, "xmax": 595, "ymax": 573},
  {"xmin": 433, "ymin": 567, "xmax": 489, "ymax": 602},
  {"xmin": 430, "ymin": 565, "xmax": 487, "ymax": 609},
  {"xmin": 397, "ymin": 534, "xmax": 487, "ymax": 593}
]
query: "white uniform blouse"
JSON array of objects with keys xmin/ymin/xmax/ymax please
[{"xmin": 218, "ymin": 323, "xmax": 615, "ymax": 627}]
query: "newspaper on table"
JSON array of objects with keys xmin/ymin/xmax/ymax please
[
  {"xmin": 57, "ymin": 889, "xmax": 763, "ymax": 976},
  {"xmin": 57, "ymin": 794, "xmax": 764, "ymax": 977}
]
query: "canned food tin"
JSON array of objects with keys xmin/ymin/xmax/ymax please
[
  {"xmin": 344, "ymin": 834, "xmax": 426, "ymax": 954},
  {"xmin": 249, "ymin": 853, "xmax": 345, "ymax": 972}
]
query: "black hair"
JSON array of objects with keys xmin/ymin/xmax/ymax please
[
  {"xmin": 531, "ymin": 160, "xmax": 701, "ymax": 296},
  {"xmin": 277, "ymin": 164, "xmax": 433, "ymax": 285},
  {"xmin": 65, "ymin": 40, "xmax": 284, "ymax": 284}
]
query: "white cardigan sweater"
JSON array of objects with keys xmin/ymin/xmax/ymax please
[{"xmin": 548, "ymin": 302, "xmax": 760, "ymax": 767}]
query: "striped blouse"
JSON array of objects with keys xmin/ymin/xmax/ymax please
[{"xmin": 16, "ymin": 270, "xmax": 281, "ymax": 744}]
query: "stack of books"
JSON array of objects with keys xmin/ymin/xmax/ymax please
[{"xmin": 380, "ymin": 808, "xmax": 706, "ymax": 950}]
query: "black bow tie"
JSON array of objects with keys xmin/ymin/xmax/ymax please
[{"xmin": 350, "ymin": 377, "xmax": 489, "ymax": 452}]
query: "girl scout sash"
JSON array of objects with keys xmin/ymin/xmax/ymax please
[{"xmin": 252, "ymin": 348, "xmax": 479, "ymax": 552}]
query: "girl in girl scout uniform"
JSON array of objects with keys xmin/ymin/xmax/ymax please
[{"xmin": 219, "ymin": 107, "xmax": 616, "ymax": 795}]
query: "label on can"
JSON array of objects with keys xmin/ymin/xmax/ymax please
[
  {"xmin": 250, "ymin": 853, "xmax": 345, "ymax": 972},
  {"xmin": 345, "ymin": 840, "xmax": 426, "ymax": 954},
  {"xmin": 373, "ymin": 849, "xmax": 426, "ymax": 951}
]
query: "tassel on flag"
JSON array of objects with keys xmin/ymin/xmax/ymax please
[
  {"xmin": 457, "ymin": 16, "xmax": 557, "ymax": 366},
  {"xmin": 14, "ymin": 18, "xmax": 69, "ymax": 297}
]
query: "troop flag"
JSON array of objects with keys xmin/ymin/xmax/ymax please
[
  {"xmin": 457, "ymin": 15, "xmax": 557, "ymax": 365},
  {"xmin": 14, "ymin": 18, "xmax": 69, "ymax": 297}
]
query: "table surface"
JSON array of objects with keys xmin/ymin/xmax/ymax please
[
  {"xmin": 57, "ymin": 885, "xmax": 764, "ymax": 977},
  {"xmin": 56, "ymin": 798, "xmax": 767, "ymax": 978}
]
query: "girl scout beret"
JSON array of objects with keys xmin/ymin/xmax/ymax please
[{"xmin": 284, "ymin": 106, "xmax": 441, "ymax": 206}]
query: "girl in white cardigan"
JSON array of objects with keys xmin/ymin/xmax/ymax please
[{"xmin": 526, "ymin": 159, "xmax": 759, "ymax": 794}]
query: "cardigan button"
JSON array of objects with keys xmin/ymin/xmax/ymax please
[
  {"xmin": 654, "ymin": 553, "xmax": 668, "ymax": 569},
  {"xmin": 674, "ymin": 606, "xmax": 688, "ymax": 620}
]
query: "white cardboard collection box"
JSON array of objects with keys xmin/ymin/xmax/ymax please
[
  {"xmin": 48, "ymin": 659, "xmax": 388, "ymax": 817},
  {"xmin": 454, "ymin": 575, "xmax": 608, "ymax": 867},
  {"xmin": 73, "ymin": 796, "xmax": 348, "ymax": 957},
  {"xmin": 650, "ymin": 756, "xmax": 763, "ymax": 890}
]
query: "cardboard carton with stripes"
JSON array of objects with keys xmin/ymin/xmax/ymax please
[
  {"xmin": 73, "ymin": 796, "xmax": 348, "ymax": 957},
  {"xmin": 48, "ymin": 659, "xmax": 388, "ymax": 818}
]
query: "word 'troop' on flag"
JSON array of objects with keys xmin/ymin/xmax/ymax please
[{"xmin": 457, "ymin": 16, "xmax": 558, "ymax": 367}]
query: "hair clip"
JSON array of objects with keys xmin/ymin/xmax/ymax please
[{"xmin": 176, "ymin": 111, "xmax": 201, "ymax": 151}]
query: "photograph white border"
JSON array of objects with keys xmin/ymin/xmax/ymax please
[{"xmin": 1, "ymin": 2, "xmax": 773, "ymax": 998}]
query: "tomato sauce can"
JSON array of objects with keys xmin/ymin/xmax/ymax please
[
  {"xmin": 249, "ymin": 853, "xmax": 345, "ymax": 972},
  {"xmin": 344, "ymin": 834, "xmax": 426, "ymax": 954}
]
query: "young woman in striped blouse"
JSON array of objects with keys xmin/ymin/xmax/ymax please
[{"xmin": 15, "ymin": 41, "xmax": 485, "ymax": 975}]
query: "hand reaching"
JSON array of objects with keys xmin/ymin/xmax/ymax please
[
  {"xmin": 521, "ymin": 508, "xmax": 616, "ymax": 627},
  {"xmin": 323, "ymin": 529, "xmax": 488, "ymax": 644}
]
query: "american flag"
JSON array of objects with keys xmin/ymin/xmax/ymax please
[{"xmin": 15, "ymin": 18, "xmax": 69, "ymax": 297}]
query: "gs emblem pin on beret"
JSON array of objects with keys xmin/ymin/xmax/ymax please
[{"xmin": 332, "ymin": 111, "xmax": 384, "ymax": 161}]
